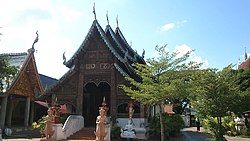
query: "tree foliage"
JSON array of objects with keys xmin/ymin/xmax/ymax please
[
  {"xmin": 120, "ymin": 45, "xmax": 201, "ymax": 141},
  {"xmin": 0, "ymin": 55, "xmax": 18, "ymax": 92},
  {"xmin": 191, "ymin": 66, "xmax": 242, "ymax": 141}
]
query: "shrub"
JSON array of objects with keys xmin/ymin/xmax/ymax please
[
  {"xmin": 149, "ymin": 113, "xmax": 184, "ymax": 139},
  {"xmin": 111, "ymin": 124, "xmax": 121, "ymax": 139},
  {"xmin": 32, "ymin": 115, "xmax": 47, "ymax": 136}
]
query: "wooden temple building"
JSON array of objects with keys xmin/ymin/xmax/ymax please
[
  {"xmin": 46, "ymin": 17, "xmax": 146, "ymax": 126},
  {"xmin": 0, "ymin": 38, "xmax": 58, "ymax": 129}
]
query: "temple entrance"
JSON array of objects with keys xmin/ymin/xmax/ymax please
[{"xmin": 83, "ymin": 82, "xmax": 110, "ymax": 127}]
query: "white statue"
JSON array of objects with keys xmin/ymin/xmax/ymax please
[{"xmin": 120, "ymin": 101, "xmax": 136, "ymax": 139}]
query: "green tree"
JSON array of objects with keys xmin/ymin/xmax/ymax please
[
  {"xmin": 192, "ymin": 66, "xmax": 241, "ymax": 141},
  {"xmin": 0, "ymin": 55, "xmax": 18, "ymax": 92},
  {"xmin": 120, "ymin": 45, "xmax": 200, "ymax": 141}
]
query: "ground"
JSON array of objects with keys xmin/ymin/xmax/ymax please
[{"xmin": 2, "ymin": 127, "xmax": 250, "ymax": 141}]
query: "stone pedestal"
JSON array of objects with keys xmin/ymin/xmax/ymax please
[{"xmin": 51, "ymin": 123, "xmax": 66, "ymax": 141}]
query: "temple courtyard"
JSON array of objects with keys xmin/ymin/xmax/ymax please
[{"xmin": 2, "ymin": 127, "xmax": 250, "ymax": 141}]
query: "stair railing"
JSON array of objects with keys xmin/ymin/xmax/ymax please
[{"xmin": 62, "ymin": 115, "xmax": 84, "ymax": 138}]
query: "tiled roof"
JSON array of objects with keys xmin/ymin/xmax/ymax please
[
  {"xmin": 39, "ymin": 74, "xmax": 58, "ymax": 90},
  {"xmin": 65, "ymin": 20, "xmax": 125, "ymax": 68},
  {"xmin": 239, "ymin": 58, "xmax": 250, "ymax": 69},
  {"xmin": 0, "ymin": 52, "xmax": 28, "ymax": 68}
]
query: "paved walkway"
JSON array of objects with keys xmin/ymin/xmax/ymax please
[{"xmin": 2, "ymin": 127, "xmax": 250, "ymax": 141}]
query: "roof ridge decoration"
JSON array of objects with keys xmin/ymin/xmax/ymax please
[
  {"xmin": 28, "ymin": 30, "xmax": 38, "ymax": 54},
  {"xmin": 116, "ymin": 15, "xmax": 119, "ymax": 27},
  {"xmin": 245, "ymin": 46, "xmax": 248, "ymax": 60},
  {"xmin": 93, "ymin": 3, "xmax": 97, "ymax": 20},
  {"xmin": 106, "ymin": 11, "xmax": 109, "ymax": 25}
]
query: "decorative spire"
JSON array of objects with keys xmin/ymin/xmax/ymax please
[
  {"xmin": 93, "ymin": 2, "xmax": 96, "ymax": 20},
  {"xmin": 244, "ymin": 47, "xmax": 248, "ymax": 60},
  {"xmin": 29, "ymin": 31, "xmax": 38, "ymax": 53},
  {"xmin": 116, "ymin": 15, "xmax": 119, "ymax": 27},
  {"xmin": 63, "ymin": 52, "xmax": 66, "ymax": 64},
  {"xmin": 106, "ymin": 11, "xmax": 109, "ymax": 25},
  {"xmin": 142, "ymin": 49, "xmax": 145, "ymax": 58},
  {"xmin": 32, "ymin": 31, "xmax": 39, "ymax": 49}
]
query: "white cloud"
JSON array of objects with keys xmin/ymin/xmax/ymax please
[
  {"xmin": 160, "ymin": 23, "xmax": 175, "ymax": 32},
  {"xmin": 0, "ymin": 0, "xmax": 84, "ymax": 78},
  {"xmin": 160, "ymin": 20, "xmax": 188, "ymax": 32},
  {"xmin": 59, "ymin": 6, "xmax": 83, "ymax": 23},
  {"xmin": 174, "ymin": 44, "xmax": 209, "ymax": 68},
  {"xmin": 174, "ymin": 44, "xmax": 192, "ymax": 58}
]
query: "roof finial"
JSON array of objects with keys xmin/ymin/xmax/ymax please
[
  {"xmin": 93, "ymin": 2, "xmax": 96, "ymax": 20},
  {"xmin": 142, "ymin": 49, "xmax": 145, "ymax": 58},
  {"xmin": 130, "ymin": 41, "xmax": 132, "ymax": 47},
  {"xmin": 106, "ymin": 11, "xmax": 109, "ymax": 25},
  {"xmin": 116, "ymin": 15, "xmax": 119, "ymax": 27},
  {"xmin": 63, "ymin": 52, "xmax": 66, "ymax": 64},
  {"xmin": 32, "ymin": 31, "xmax": 39, "ymax": 49},
  {"xmin": 244, "ymin": 46, "xmax": 248, "ymax": 60}
]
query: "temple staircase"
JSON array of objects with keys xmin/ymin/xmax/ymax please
[{"xmin": 67, "ymin": 127, "xmax": 96, "ymax": 140}]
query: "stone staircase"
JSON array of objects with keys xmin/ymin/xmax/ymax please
[{"xmin": 67, "ymin": 127, "xmax": 96, "ymax": 140}]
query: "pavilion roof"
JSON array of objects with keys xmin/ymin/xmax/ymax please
[{"xmin": 6, "ymin": 49, "xmax": 44, "ymax": 100}]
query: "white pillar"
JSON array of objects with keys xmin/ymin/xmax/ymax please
[{"xmin": 24, "ymin": 97, "xmax": 30, "ymax": 127}]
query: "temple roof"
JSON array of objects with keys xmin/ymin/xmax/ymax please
[
  {"xmin": 65, "ymin": 20, "xmax": 125, "ymax": 68},
  {"xmin": 39, "ymin": 74, "xmax": 58, "ymax": 91},
  {"xmin": 239, "ymin": 57, "xmax": 250, "ymax": 69},
  {"xmin": 6, "ymin": 49, "xmax": 44, "ymax": 100},
  {"xmin": 64, "ymin": 19, "xmax": 145, "ymax": 78}
]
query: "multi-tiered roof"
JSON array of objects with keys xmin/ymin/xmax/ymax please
[{"xmin": 49, "ymin": 18, "xmax": 145, "ymax": 91}]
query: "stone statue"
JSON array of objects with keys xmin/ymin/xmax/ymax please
[
  {"xmin": 95, "ymin": 106, "xmax": 107, "ymax": 141},
  {"xmin": 44, "ymin": 107, "xmax": 54, "ymax": 140},
  {"xmin": 120, "ymin": 101, "xmax": 136, "ymax": 139},
  {"xmin": 128, "ymin": 101, "xmax": 134, "ymax": 119},
  {"xmin": 50, "ymin": 105, "xmax": 61, "ymax": 124}
]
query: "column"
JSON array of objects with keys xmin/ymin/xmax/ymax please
[
  {"xmin": 140, "ymin": 104, "xmax": 145, "ymax": 118},
  {"xmin": 0, "ymin": 96, "xmax": 8, "ymax": 129},
  {"xmin": 77, "ymin": 73, "xmax": 84, "ymax": 115},
  {"xmin": 110, "ymin": 67, "xmax": 117, "ymax": 118},
  {"xmin": 24, "ymin": 97, "xmax": 30, "ymax": 127},
  {"xmin": 29, "ymin": 102, "xmax": 34, "ymax": 125},
  {"xmin": 6, "ymin": 99, "xmax": 13, "ymax": 127}
]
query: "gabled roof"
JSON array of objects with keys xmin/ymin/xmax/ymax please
[
  {"xmin": 58, "ymin": 19, "xmax": 145, "ymax": 85},
  {"xmin": 6, "ymin": 49, "xmax": 44, "ymax": 99},
  {"xmin": 115, "ymin": 27, "xmax": 145, "ymax": 64},
  {"xmin": 65, "ymin": 20, "xmax": 125, "ymax": 68}
]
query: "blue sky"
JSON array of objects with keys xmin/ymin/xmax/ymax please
[{"xmin": 0, "ymin": 0, "xmax": 249, "ymax": 79}]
